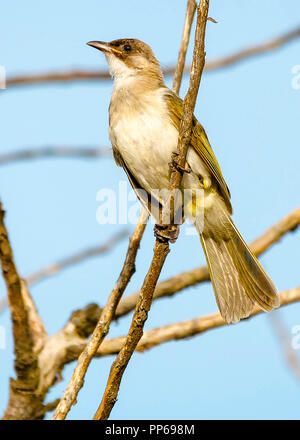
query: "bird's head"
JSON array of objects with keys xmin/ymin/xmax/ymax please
[{"xmin": 87, "ymin": 38, "xmax": 163, "ymax": 84}]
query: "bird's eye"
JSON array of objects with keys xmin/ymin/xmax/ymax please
[{"xmin": 123, "ymin": 44, "xmax": 132, "ymax": 52}]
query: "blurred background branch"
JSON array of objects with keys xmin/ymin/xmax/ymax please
[
  {"xmin": 5, "ymin": 26, "xmax": 300, "ymax": 89},
  {"xmin": 0, "ymin": 228, "xmax": 129, "ymax": 314},
  {"xmin": 0, "ymin": 146, "xmax": 112, "ymax": 166}
]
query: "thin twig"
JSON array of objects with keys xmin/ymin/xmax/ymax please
[
  {"xmin": 19, "ymin": 201, "xmax": 299, "ymax": 417},
  {"xmin": 52, "ymin": 208, "xmax": 148, "ymax": 420},
  {"xmin": 0, "ymin": 146, "xmax": 112, "ymax": 166},
  {"xmin": 167, "ymin": 0, "xmax": 209, "ymax": 227},
  {"xmin": 93, "ymin": 239, "xmax": 170, "ymax": 420},
  {"xmin": 5, "ymin": 26, "xmax": 300, "ymax": 89},
  {"xmin": 93, "ymin": 0, "xmax": 210, "ymax": 421},
  {"xmin": 205, "ymin": 26, "xmax": 300, "ymax": 71},
  {"xmin": 59, "ymin": 286, "xmax": 300, "ymax": 362},
  {"xmin": 26, "ymin": 229, "xmax": 129, "ymax": 286},
  {"xmin": 0, "ymin": 229, "xmax": 129, "ymax": 314},
  {"xmin": 172, "ymin": 0, "xmax": 197, "ymax": 94}
]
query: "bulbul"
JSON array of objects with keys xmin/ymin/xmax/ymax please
[{"xmin": 87, "ymin": 38, "xmax": 279, "ymax": 323}]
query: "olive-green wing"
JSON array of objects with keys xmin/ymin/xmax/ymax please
[
  {"xmin": 112, "ymin": 147, "xmax": 162, "ymax": 223},
  {"xmin": 164, "ymin": 90, "xmax": 232, "ymax": 214}
]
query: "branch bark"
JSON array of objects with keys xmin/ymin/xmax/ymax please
[
  {"xmin": 50, "ymin": 286, "xmax": 300, "ymax": 362},
  {"xmin": 4, "ymin": 206, "xmax": 297, "ymax": 419},
  {"xmin": 172, "ymin": 0, "xmax": 197, "ymax": 94},
  {"xmin": 0, "ymin": 203, "xmax": 44, "ymax": 419},
  {"xmin": 52, "ymin": 209, "xmax": 148, "ymax": 420}
]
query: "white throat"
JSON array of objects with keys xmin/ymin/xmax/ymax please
[{"xmin": 105, "ymin": 53, "xmax": 136, "ymax": 88}]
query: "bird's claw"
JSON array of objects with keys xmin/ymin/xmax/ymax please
[
  {"xmin": 154, "ymin": 224, "xmax": 179, "ymax": 243},
  {"xmin": 169, "ymin": 152, "xmax": 191, "ymax": 174}
]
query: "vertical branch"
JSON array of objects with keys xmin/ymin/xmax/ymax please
[
  {"xmin": 172, "ymin": 0, "xmax": 197, "ymax": 95},
  {"xmin": 93, "ymin": 0, "xmax": 210, "ymax": 420},
  {"xmin": 168, "ymin": 0, "xmax": 209, "ymax": 227},
  {"xmin": 93, "ymin": 240, "xmax": 170, "ymax": 420},
  {"xmin": 0, "ymin": 203, "xmax": 44, "ymax": 419},
  {"xmin": 52, "ymin": 208, "xmax": 148, "ymax": 420}
]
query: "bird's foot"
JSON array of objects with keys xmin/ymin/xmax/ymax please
[
  {"xmin": 154, "ymin": 224, "xmax": 179, "ymax": 243},
  {"xmin": 169, "ymin": 152, "xmax": 191, "ymax": 174}
]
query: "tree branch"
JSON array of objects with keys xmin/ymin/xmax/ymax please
[
  {"xmin": 12, "ymin": 206, "xmax": 298, "ymax": 418},
  {"xmin": 52, "ymin": 208, "xmax": 148, "ymax": 420},
  {"xmin": 205, "ymin": 26, "xmax": 300, "ymax": 71},
  {"xmin": 93, "ymin": 239, "xmax": 170, "ymax": 420},
  {"xmin": 54, "ymin": 286, "xmax": 300, "ymax": 362},
  {"xmin": 172, "ymin": 0, "xmax": 197, "ymax": 94},
  {"xmin": 0, "ymin": 146, "xmax": 112, "ymax": 166},
  {"xmin": 5, "ymin": 26, "xmax": 300, "ymax": 89},
  {"xmin": 0, "ymin": 203, "xmax": 44, "ymax": 419},
  {"xmin": 92, "ymin": 0, "xmax": 210, "ymax": 421}
]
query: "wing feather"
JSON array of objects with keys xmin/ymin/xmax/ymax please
[{"xmin": 164, "ymin": 90, "xmax": 232, "ymax": 213}]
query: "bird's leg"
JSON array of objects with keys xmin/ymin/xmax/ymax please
[
  {"xmin": 154, "ymin": 223, "xmax": 179, "ymax": 243},
  {"xmin": 169, "ymin": 152, "xmax": 191, "ymax": 174}
]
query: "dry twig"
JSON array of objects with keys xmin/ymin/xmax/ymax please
[
  {"xmin": 52, "ymin": 286, "xmax": 300, "ymax": 362},
  {"xmin": 52, "ymin": 209, "xmax": 148, "ymax": 420},
  {"xmin": 172, "ymin": 0, "xmax": 197, "ymax": 94},
  {"xmin": 96, "ymin": 286, "xmax": 300, "ymax": 356},
  {"xmin": 1, "ymin": 205, "xmax": 297, "ymax": 419},
  {"xmin": 92, "ymin": 0, "xmax": 210, "ymax": 420}
]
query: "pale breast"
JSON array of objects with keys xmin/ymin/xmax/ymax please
[
  {"xmin": 109, "ymin": 88, "xmax": 179, "ymax": 194},
  {"xmin": 109, "ymin": 86, "xmax": 211, "ymax": 201}
]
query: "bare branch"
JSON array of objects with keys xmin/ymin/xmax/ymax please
[
  {"xmin": 93, "ymin": 239, "xmax": 171, "ymax": 420},
  {"xmin": 20, "ymin": 280, "xmax": 47, "ymax": 353},
  {"xmin": 172, "ymin": 0, "xmax": 197, "ymax": 94},
  {"xmin": 0, "ymin": 146, "xmax": 112, "ymax": 166},
  {"xmin": 0, "ymin": 203, "xmax": 43, "ymax": 419},
  {"xmin": 19, "ymin": 201, "xmax": 299, "ymax": 416},
  {"xmin": 52, "ymin": 209, "xmax": 148, "ymax": 420},
  {"xmin": 0, "ymin": 229, "xmax": 129, "ymax": 314},
  {"xmin": 205, "ymin": 26, "xmax": 300, "ymax": 71},
  {"xmin": 26, "ymin": 229, "xmax": 129, "ymax": 286},
  {"xmin": 58, "ymin": 286, "xmax": 300, "ymax": 362},
  {"xmin": 92, "ymin": 0, "xmax": 210, "ymax": 421},
  {"xmin": 5, "ymin": 26, "xmax": 300, "ymax": 89}
]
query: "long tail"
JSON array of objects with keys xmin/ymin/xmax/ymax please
[{"xmin": 196, "ymin": 212, "xmax": 279, "ymax": 324}]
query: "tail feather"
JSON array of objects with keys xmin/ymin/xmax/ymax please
[
  {"xmin": 226, "ymin": 218, "xmax": 279, "ymax": 311},
  {"xmin": 201, "ymin": 235, "xmax": 254, "ymax": 323},
  {"xmin": 198, "ymin": 217, "xmax": 279, "ymax": 324}
]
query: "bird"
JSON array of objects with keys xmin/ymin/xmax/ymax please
[{"xmin": 87, "ymin": 38, "xmax": 279, "ymax": 323}]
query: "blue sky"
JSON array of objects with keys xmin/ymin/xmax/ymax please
[{"xmin": 0, "ymin": 0, "xmax": 300, "ymax": 420}]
